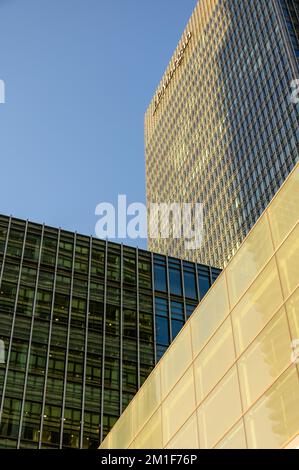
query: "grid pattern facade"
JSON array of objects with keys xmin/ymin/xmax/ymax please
[
  {"xmin": 0, "ymin": 215, "xmax": 220, "ymax": 449},
  {"xmin": 278, "ymin": 0, "xmax": 299, "ymax": 59},
  {"xmin": 101, "ymin": 162, "xmax": 299, "ymax": 450},
  {"xmin": 145, "ymin": 0, "xmax": 299, "ymax": 268}
]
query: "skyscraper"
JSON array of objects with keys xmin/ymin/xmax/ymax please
[
  {"xmin": 0, "ymin": 214, "xmax": 220, "ymax": 448},
  {"xmin": 145, "ymin": 0, "xmax": 299, "ymax": 268}
]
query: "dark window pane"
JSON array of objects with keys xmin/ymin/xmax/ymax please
[
  {"xmin": 139, "ymin": 341, "xmax": 154, "ymax": 366},
  {"xmin": 198, "ymin": 274, "xmax": 211, "ymax": 299},
  {"xmin": 184, "ymin": 270, "xmax": 197, "ymax": 299},
  {"xmin": 122, "ymin": 361, "xmax": 137, "ymax": 393},
  {"xmin": 155, "ymin": 297, "xmax": 168, "ymax": 317},
  {"xmin": 139, "ymin": 312, "xmax": 153, "ymax": 342},
  {"xmin": 156, "ymin": 345, "xmax": 168, "ymax": 362},
  {"xmin": 170, "ymin": 301, "xmax": 184, "ymax": 320},
  {"xmin": 122, "ymin": 392, "xmax": 135, "ymax": 411},
  {"xmin": 123, "ymin": 338, "xmax": 138, "ymax": 363},
  {"xmin": 186, "ymin": 303, "xmax": 196, "ymax": 319},
  {"xmin": 123, "ymin": 309, "xmax": 137, "ymax": 339},
  {"xmin": 107, "ymin": 248, "xmax": 121, "ymax": 281},
  {"xmin": 156, "ymin": 316, "xmax": 170, "ymax": 346},
  {"xmin": 154, "ymin": 264, "xmax": 167, "ymax": 292},
  {"xmin": 169, "ymin": 268, "xmax": 182, "ymax": 296},
  {"xmin": 172, "ymin": 320, "xmax": 184, "ymax": 340},
  {"xmin": 123, "ymin": 255, "xmax": 136, "ymax": 284},
  {"xmin": 104, "ymin": 357, "xmax": 119, "ymax": 389},
  {"xmin": 138, "ymin": 255, "xmax": 152, "ymax": 289},
  {"xmin": 139, "ymin": 292, "xmax": 152, "ymax": 313},
  {"xmin": 140, "ymin": 364, "xmax": 154, "ymax": 385},
  {"xmin": 88, "ymin": 301, "xmax": 103, "ymax": 332},
  {"xmin": 103, "ymin": 390, "xmax": 119, "ymax": 415},
  {"xmin": 123, "ymin": 289, "xmax": 136, "ymax": 309}
]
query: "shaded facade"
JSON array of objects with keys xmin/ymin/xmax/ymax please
[
  {"xmin": 0, "ymin": 215, "xmax": 220, "ymax": 448},
  {"xmin": 101, "ymin": 162, "xmax": 299, "ymax": 450},
  {"xmin": 278, "ymin": 0, "xmax": 299, "ymax": 59},
  {"xmin": 145, "ymin": 0, "xmax": 299, "ymax": 268}
]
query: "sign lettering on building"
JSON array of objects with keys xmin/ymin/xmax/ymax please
[{"xmin": 153, "ymin": 32, "xmax": 192, "ymax": 116}]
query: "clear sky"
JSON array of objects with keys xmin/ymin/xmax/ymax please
[{"xmin": 0, "ymin": 0, "xmax": 197, "ymax": 248}]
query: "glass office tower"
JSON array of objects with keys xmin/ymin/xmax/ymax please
[
  {"xmin": 0, "ymin": 214, "xmax": 220, "ymax": 449},
  {"xmin": 145, "ymin": 0, "xmax": 299, "ymax": 268},
  {"xmin": 278, "ymin": 0, "xmax": 299, "ymax": 59}
]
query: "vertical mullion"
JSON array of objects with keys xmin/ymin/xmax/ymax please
[
  {"xmin": 0, "ymin": 215, "xmax": 12, "ymax": 397},
  {"xmin": 195, "ymin": 262, "xmax": 200, "ymax": 303},
  {"xmin": 165, "ymin": 256, "xmax": 172, "ymax": 343},
  {"xmin": 79, "ymin": 236, "xmax": 92, "ymax": 449},
  {"xmin": 99, "ymin": 240, "xmax": 108, "ymax": 444},
  {"xmin": 17, "ymin": 225, "xmax": 45, "ymax": 448},
  {"xmin": 151, "ymin": 253, "xmax": 157, "ymax": 365},
  {"xmin": 0, "ymin": 220, "xmax": 29, "ymax": 426},
  {"xmin": 180, "ymin": 259, "xmax": 187, "ymax": 323},
  {"xmin": 39, "ymin": 229, "xmax": 61, "ymax": 448},
  {"xmin": 136, "ymin": 248, "xmax": 140, "ymax": 390},
  {"xmin": 0, "ymin": 215, "xmax": 12, "ymax": 287},
  {"xmin": 209, "ymin": 265, "xmax": 213, "ymax": 289},
  {"xmin": 119, "ymin": 244, "xmax": 123, "ymax": 415},
  {"xmin": 59, "ymin": 232, "xmax": 77, "ymax": 449}
]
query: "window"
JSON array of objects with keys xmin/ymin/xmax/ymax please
[
  {"xmin": 186, "ymin": 303, "xmax": 196, "ymax": 319},
  {"xmin": 171, "ymin": 320, "xmax": 184, "ymax": 340},
  {"xmin": 198, "ymin": 274, "xmax": 211, "ymax": 299},
  {"xmin": 138, "ymin": 252, "xmax": 152, "ymax": 289},
  {"xmin": 123, "ymin": 309, "xmax": 137, "ymax": 339},
  {"xmin": 156, "ymin": 316, "xmax": 170, "ymax": 347},
  {"xmin": 155, "ymin": 297, "xmax": 168, "ymax": 317},
  {"xmin": 170, "ymin": 301, "xmax": 184, "ymax": 320},
  {"xmin": 154, "ymin": 264, "xmax": 167, "ymax": 292},
  {"xmin": 139, "ymin": 312, "xmax": 153, "ymax": 342},
  {"xmin": 122, "ymin": 361, "xmax": 137, "ymax": 393},
  {"xmin": 183, "ymin": 269, "xmax": 197, "ymax": 299},
  {"xmin": 123, "ymin": 249, "xmax": 136, "ymax": 284},
  {"xmin": 169, "ymin": 268, "xmax": 182, "ymax": 296},
  {"xmin": 107, "ymin": 246, "xmax": 121, "ymax": 281}
]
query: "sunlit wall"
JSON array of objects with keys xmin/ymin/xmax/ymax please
[{"xmin": 100, "ymin": 163, "xmax": 299, "ymax": 449}]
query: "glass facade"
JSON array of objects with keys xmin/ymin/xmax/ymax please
[
  {"xmin": 0, "ymin": 215, "xmax": 220, "ymax": 449},
  {"xmin": 145, "ymin": 0, "xmax": 299, "ymax": 268},
  {"xmin": 278, "ymin": 0, "xmax": 299, "ymax": 58},
  {"xmin": 100, "ymin": 162, "xmax": 299, "ymax": 449}
]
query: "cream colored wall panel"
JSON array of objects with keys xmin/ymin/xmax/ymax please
[
  {"xmin": 244, "ymin": 367, "xmax": 299, "ymax": 449},
  {"xmin": 134, "ymin": 407, "xmax": 163, "ymax": 449},
  {"xmin": 226, "ymin": 217, "xmax": 274, "ymax": 308},
  {"xmin": 231, "ymin": 258, "xmax": 284, "ymax": 356},
  {"xmin": 276, "ymin": 224, "xmax": 299, "ymax": 299},
  {"xmin": 215, "ymin": 420, "xmax": 247, "ymax": 449},
  {"xmin": 162, "ymin": 367, "xmax": 196, "ymax": 446},
  {"xmin": 191, "ymin": 274, "xmax": 229, "ymax": 357},
  {"xmin": 197, "ymin": 366, "xmax": 242, "ymax": 448},
  {"xmin": 166, "ymin": 412, "xmax": 199, "ymax": 449},
  {"xmin": 194, "ymin": 317, "xmax": 235, "ymax": 405},
  {"xmin": 133, "ymin": 367, "xmax": 161, "ymax": 436},
  {"xmin": 109, "ymin": 405, "xmax": 133, "ymax": 449},
  {"xmin": 160, "ymin": 324, "xmax": 192, "ymax": 400},
  {"xmin": 286, "ymin": 287, "xmax": 299, "ymax": 340},
  {"xmin": 238, "ymin": 309, "xmax": 292, "ymax": 410}
]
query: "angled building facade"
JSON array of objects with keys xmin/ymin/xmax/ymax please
[
  {"xmin": 101, "ymin": 162, "xmax": 299, "ymax": 450},
  {"xmin": 145, "ymin": 0, "xmax": 299, "ymax": 268}
]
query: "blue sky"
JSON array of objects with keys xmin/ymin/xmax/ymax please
[{"xmin": 0, "ymin": 0, "xmax": 197, "ymax": 248}]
